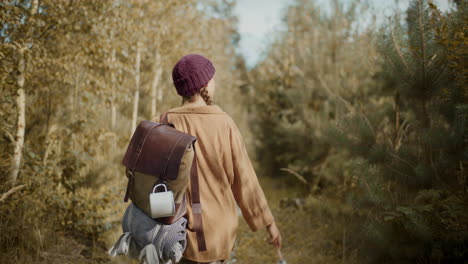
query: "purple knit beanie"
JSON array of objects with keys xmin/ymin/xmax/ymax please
[{"xmin": 172, "ymin": 54, "xmax": 216, "ymax": 97}]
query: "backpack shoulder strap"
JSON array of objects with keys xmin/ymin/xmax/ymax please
[
  {"xmin": 160, "ymin": 112, "xmax": 169, "ymax": 124},
  {"xmin": 190, "ymin": 142, "xmax": 207, "ymax": 251},
  {"xmin": 159, "ymin": 112, "xmax": 206, "ymax": 251},
  {"xmin": 160, "ymin": 112, "xmax": 176, "ymax": 128}
]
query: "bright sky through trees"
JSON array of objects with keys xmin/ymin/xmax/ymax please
[{"xmin": 234, "ymin": 0, "xmax": 453, "ymax": 69}]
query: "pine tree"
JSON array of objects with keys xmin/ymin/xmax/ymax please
[
  {"xmin": 247, "ymin": 0, "xmax": 378, "ymax": 187},
  {"xmin": 324, "ymin": 0, "xmax": 467, "ymax": 262}
]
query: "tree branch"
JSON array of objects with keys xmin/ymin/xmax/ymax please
[{"xmin": 0, "ymin": 184, "xmax": 26, "ymax": 202}]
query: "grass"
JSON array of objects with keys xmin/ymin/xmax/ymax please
[
  {"xmin": 234, "ymin": 175, "xmax": 358, "ymax": 264},
  {"xmin": 1, "ymin": 174, "xmax": 354, "ymax": 264}
]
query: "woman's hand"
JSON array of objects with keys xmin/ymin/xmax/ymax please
[{"xmin": 266, "ymin": 221, "xmax": 282, "ymax": 249}]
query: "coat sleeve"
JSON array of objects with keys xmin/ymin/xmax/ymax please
[{"xmin": 228, "ymin": 118, "xmax": 274, "ymax": 232}]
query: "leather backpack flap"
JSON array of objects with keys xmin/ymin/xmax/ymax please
[
  {"xmin": 122, "ymin": 121, "xmax": 159, "ymax": 171},
  {"xmin": 122, "ymin": 120, "xmax": 196, "ymax": 180}
]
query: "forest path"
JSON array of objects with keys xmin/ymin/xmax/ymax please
[
  {"xmin": 107, "ymin": 175, "xmax": 355, "ymax": 264},
  {"xmin": 234, "ymin": 176, "xmax": 356, "ymax": 264},
  {"xmin": 35, "ymin": 176, "xmax": 354, "ymax": 264}
]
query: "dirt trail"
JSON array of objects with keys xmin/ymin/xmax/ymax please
[
  {"xmin": 233, "ymin": 176, "xmax": 355, "ymax": 264},
  {"xmin": 38, "ymin": 175, "xmax": 352, "ymax": 264}
]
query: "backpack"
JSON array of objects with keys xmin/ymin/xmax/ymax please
[{"xmin": 109, "ymin": 113, "xmax": 206, "ymax": 262}]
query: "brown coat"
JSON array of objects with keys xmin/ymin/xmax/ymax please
[{"xmin": 152, "ymin": 104, "xmax": 274, "ymax": 262}]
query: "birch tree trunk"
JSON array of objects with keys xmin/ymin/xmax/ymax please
[
  {"xmin": 157, "ymin": 77, "xmax": 163, "ymax": 104},
  {"xmin": 131, "ymin": 43, "xmax": 141, "ymax": 135},
  {"xmin": 110, "ymin": 48, "xmax": 117, "ymax": 129},
  {"xmin": 151, "ymin": 52, "xmax": 162, "ymax": 118},
  {"xmin": 10, "ymin": 49, "xmax": 26, "ymax": 184},
  {"xmin": 9, "ymin": 0, "xmax": 38, "ymax": 184}
]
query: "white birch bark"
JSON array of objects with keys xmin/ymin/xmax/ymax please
[
  {"xmin": 30, "ymin": 0, "xmax": 38, "ymax": 15},
  {"xmin": 151, "ymin": 52, "xmax": 162, "ymax": 118},
  {"xmin": 131, "ymin": 43, "xmax": 141, "ymax": 135},
  {"xmin": 9, "ymin": 0, "xmax": 38, "ymax": 184},
  {"xmin": 10, "ymin": 49, "xmax": 26, "ymax": 184},
  {"xmin": 157, "ymin": 79, "xmax": 163, "ymax": 102},
  {"xmin": 110, "ymin": 48, "xmax": 117, "ymax": 129}
]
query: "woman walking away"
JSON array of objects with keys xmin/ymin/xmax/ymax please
[{"xmin": 155, "ymin": 54, "xmax": 282, "ymax": 264}]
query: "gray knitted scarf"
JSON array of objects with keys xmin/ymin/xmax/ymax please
[{"xmin": 108, "ymin": 203, "xmax": 187, "ymax": 264}]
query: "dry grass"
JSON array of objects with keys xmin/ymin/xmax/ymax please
[
  {"xmin": 234, "ymin": 176, "xmax": 358, "ymax": 264},
  {"xmin": 0, "ymin": 174, "xmax": 354, "ymax": 264}
]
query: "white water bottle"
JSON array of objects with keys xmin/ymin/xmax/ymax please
[{"xmin": 149, "ymin": 183, "xmax": 175, "ymax": 218}]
